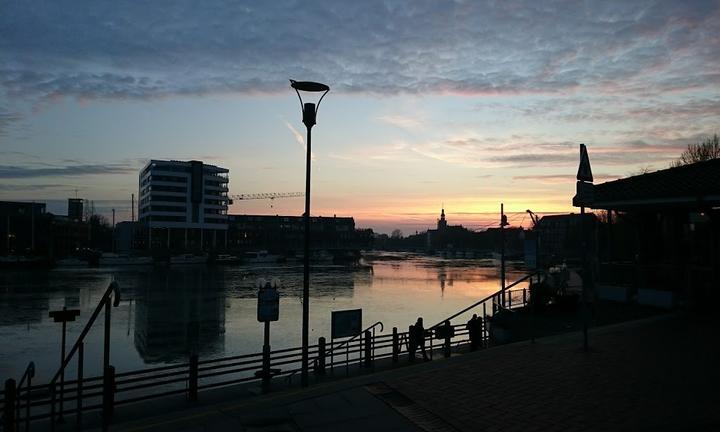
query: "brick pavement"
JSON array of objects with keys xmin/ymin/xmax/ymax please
[{"xmin": 388, "ymin": 315, "xmax": 720, "ymax": 431}]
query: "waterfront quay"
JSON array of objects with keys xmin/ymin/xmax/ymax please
[{"xmin": 70, "ymin": 313, "xmax": 720, "ymax": 431}]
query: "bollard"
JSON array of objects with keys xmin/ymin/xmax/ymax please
[
  {"xmin": 316, "ymin": 337, "xmax": 326, "ymax": 375},
  {"xmin": 188, "ymin": 354, "xmax": 198, "ymax": 402},
  {"xmin": 4, "ymin": 379, "xmax": 16, "ymax": 432},
  {"xmin": 363, "ymin": 330, "xmax": 372, "ymax": 368},
  {"xmin": 102, "ymin": 365, "xmax": 115, "ymax": 429},
  {"xmin": 392, "ymin": 327, "xmax": 399, "ymax": 364}
]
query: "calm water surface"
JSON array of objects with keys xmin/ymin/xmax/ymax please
[{"xmin": 0, "ymin": 252, "xmax": 527, "ymax": 382}]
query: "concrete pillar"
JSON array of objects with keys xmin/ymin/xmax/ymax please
[
  {"xmin": 200, "ymin": 229, "xmax": 204, "ymax": 251},
  {"xmin": 213, "ymin": 230, "xmax": 217, "ymax": 249},
  {"xmin": 184, "ymin": 228, "xmax": 188, "ymax": 249}
]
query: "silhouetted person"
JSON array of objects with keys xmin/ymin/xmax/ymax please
[
  {"xmin": 442, "ymin": 320, "xmax": 452, "ymax": 358},
  {"xmin": 408, "ymin": 317, "xmax": 429, "ymax": 362},
  {"xmin": 466, "ymin": 314, "xmax": 481, "ymax": 350}
]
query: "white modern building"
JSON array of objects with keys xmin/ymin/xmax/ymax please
[{"xmin": 138, "ymin": 160, "xmax": 229, "ymax": 250}]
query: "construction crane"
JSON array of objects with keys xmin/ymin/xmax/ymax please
[
  {"xmin": 526, "ymin": 209, "xmax": 540, "ymax": 228},
  {"xmin": 228, "ymin": 192, "xmax": 304, "ymax": 205}
]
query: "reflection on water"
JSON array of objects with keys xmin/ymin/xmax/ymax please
[
  {"xmin": 0, "ymin": 252, "xmax": 527, "ymax": 382},
  {"xmin": 133, "ymin": 270, "xmax": 227, "ymax": 363}
]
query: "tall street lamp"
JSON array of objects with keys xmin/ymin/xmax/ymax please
[{"xmin": 290, "ymin": 79, "xmax": 330, "ymax": 387}]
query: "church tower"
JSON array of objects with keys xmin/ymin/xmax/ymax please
[{"xmin": 437, "ymin": 207, "xmax": 447, "ymax": 231}]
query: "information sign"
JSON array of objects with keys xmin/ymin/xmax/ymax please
[
  {"xmin": 331, "ymin": 309, "xmax": 362, "ymax": 339},
  {"xmin": 257, "ymin": 287, "xmax": 279, "ymax": 322}
]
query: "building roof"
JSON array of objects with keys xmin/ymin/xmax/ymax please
[{"xmin": 591, "ymin": 159, "xmax": 720, "ymax": 210}]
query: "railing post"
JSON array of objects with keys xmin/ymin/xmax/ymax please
[
  {"xmin": 443, "ymin": 324, "xmax": 452, "ymax": 358},
  {"xmin": 25, "ymin": 372, "xmax": 32, "ymax": 432},
  {"xmin": 363, "ymin": 330, "xmax": 372, "ymax": 368},
  {"xmin": 4, "ymin": 379, "xmax": 16, "ymax": 432},
  {"xmin": 316, "ymin": 337, "xmax": 326, "ymax": 376},
  {"xmin": 188, "ymin": 354, "xmax": 198, "ymax": 402},
  {"xmin": 102, "ymin": 365, "xmax": 115, "ymax": 429},
  {"xmin": 77, "ymin": 342, "xmax": 84, "ymax": 430},
  {"xmin": 408, "ymin": 325, "xmax": 415, "ymax": 362},
  {"xmin": 50, "ymin": 383, "xmax": 56, "ymax": 432},
  {"xmin": 523, "ymin": 288, "xmax": 527, "ymax": 306},
  {"xmin": 392, "ymin": 327, "xmax": 399, "ymax": 364},
  {"xmin": 103, "ymin": 298, "xmax": 111, "ymax": 371}
]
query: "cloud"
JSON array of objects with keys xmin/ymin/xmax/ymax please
[
  {"xmin": 0, "ymin": 109, "xmax": 22, "ymax": 136},
  {"xmin": 0, "ymin": 183, "xmax": 77, "ymax": 192},
  {"xmin": 1, "ymin": 0, "xmax": 718, "ymax": 103},
  {"xmin": 377, "ymin": 115, "xmax": 422, "ymax": 130},
  {"xmin": 408, "ymin": 132, "xmax": 691, "ymax": 169},
  {"xmin": 284, "ymin": 121, "xmax": 305, "ymax": 147},
  {"xmin": 0, "ymin": 163, "xmax": 136, "ymax": 179},
  {"xmin": 284, "ymin": 121, "xmax": 315, "ymax": 161}
]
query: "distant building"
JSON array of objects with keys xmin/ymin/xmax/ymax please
[
  {"xmin": 138, "ymin": 160, "xmax": 229, "ymax": 250},
  {"xmin": 115, "ymin": 221, "xmax": 145, "ymax": 254},
  {"xmin": 227, "ymin": 214, "xmax": 371, "ymax": 253},
  {"xmin": 0, "ymin": 201, "xmax": 47, "ymax": 255},
  {"xmin": 426, "ymin": 208, "xmax": 480, "ymax": 252},
  {"xmin": 68, "ymin": 198, "xmax": 83, "ymax": 222},
  {"xmin": 534, "ymin": 213, "xmax": 597, "ymax": 266}
]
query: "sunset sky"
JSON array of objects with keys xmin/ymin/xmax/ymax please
[{"xmin": 1, "ymin": 0, "xmax": 719, "ymax": 233}]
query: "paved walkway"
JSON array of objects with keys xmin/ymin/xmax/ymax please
[{"xmin": 107, "ymin": 314, "xmax": 720, "ymax": 431}]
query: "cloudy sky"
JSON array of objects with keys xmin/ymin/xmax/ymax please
[{"xmin": 1, "ymin": 0, "xmax": 719, "ymax": 233}]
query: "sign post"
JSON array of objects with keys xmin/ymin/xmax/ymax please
[
  {"xmin": 49, "ymin": 306, "xmax": 80, "ymax": 422},
  {"xmin": 573, "ymin": 143, "xmax": 593, "ymax": 351},
  {"xmin": 256, "ymin": 279, "xmax": 280, "ymax": 390}
]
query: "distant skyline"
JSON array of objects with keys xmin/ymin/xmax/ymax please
[{"xmin": 1, "ymin": 1, "xmax": 719, "ymax": 234}]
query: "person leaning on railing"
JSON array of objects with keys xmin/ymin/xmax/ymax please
[
  {"xmin": 466, "ymin": 314, "xmax": 482, "ymax": 351},
  {"xmin": 408, "ymin": 317, "xmax": 429, "ymax": 362}
]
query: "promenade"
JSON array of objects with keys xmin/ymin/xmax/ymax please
[{"xmin": 106, "ymin": 313, "xmax": 720, "ymax": 431}]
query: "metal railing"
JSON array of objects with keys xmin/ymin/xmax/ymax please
[
  {"xmin": 430, "ymin": 271, "xmax": 541, "ymax": 330},
  {"xmin": 286, "ymin": 321, "xmax": 385, "ymax": 384},
  {"xmin": 1, "ymin": 272, "xmax": 540, "ymax": 431}
]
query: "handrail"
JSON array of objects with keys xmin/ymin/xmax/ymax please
[
  {"xmin": 49, "ymin": 281, "xmax": 121, "ymax": 386},
  {"xmin": 17, "ymin": 362, "xmax": 35, "ymax": 390},
  {"xmin": 327, "ymin": 321, "xmax": 384, "ymax": 357},
  {"xmin": 429, "ymin": 271, "xmax": 540, "ymax": 329}
]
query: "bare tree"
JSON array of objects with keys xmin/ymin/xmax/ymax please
[
  {"xmin": 671, "ymin": 134, "xmax": 720, "ymax": 167},
  {"xmin": 628, "ymin": 165, "xmax": 654, "ymax": 176},
  {"xmin": 390, "ymin": 229, "xmax": 403, "ymax": 239}
]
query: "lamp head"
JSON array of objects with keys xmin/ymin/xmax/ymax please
[{"xmin": 290, "ymin": 79, "xmax": 330, "ymax": 128}]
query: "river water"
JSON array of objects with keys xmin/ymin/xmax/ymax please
[{"xmin": 0, "ymin": 252, "xmax": 528, "ymax": 382}]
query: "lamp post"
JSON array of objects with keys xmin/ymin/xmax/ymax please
[{"xmin": 290, "ymin": 79, "xmax": 330, "ymax": 387}]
